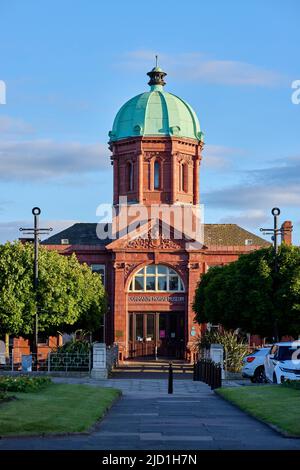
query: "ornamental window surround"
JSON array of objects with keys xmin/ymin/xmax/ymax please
[{"xmin": 129, "ymin": 264, "xmax": 185, "ymax": 292}]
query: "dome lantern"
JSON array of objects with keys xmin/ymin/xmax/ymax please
[{"xmin": 147, "ymin": 56, "xmax": 167, "ymax": 89}]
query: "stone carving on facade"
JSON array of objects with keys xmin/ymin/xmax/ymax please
[
  {"xmin": 176, "ymin": 153, "xmax": 193, "ymax": 165},
  {"xmin": 127, "ymin": 229, "xmax": 183, "ymax": 250},
  {"xmin": 113, "ymin": 262, "xmax": 126, "ymax": 270},
  {"xmin": 187, "ymin": 262, "xmax": 200, "ymax": 270},
  {"xmin": 144, "ymin": 151, "xmax": 166, "ymax": 162},
  {"xmin": 124, "ymin": 263, "xmax": 139, "ymax": 279}
]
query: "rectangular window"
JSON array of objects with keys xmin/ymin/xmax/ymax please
[
  {"xmin": 91, "ymin": 264, "xmax": 106, "ymax": 286},
  {"xmin": 154, "ymin": 161, "xmax": 160, "ymax": 189}
]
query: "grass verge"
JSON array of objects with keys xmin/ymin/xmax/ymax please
[
  {"xmin": 217, "ymin": 385, "xmax": 300, "ymax": 437},
  {"xmin": 0, "ymin": 383, "xmax": 121, "ymax": 436}
]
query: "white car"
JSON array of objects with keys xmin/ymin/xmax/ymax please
[
  {"xmin": 264, "ymin": 341, "xmax": 300, "ymax": 384},
  {"xmin": 242, "ymin": 347, "xmax": 270, "ymax": 383}
]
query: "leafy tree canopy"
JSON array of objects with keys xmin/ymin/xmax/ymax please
[
  {"xmin": 0, "ymin": 242, "xmax": 106, "ymax": 336},
  {"xmin": 193, "ymin": 245, "xmax": 300, "ymax": 338}
]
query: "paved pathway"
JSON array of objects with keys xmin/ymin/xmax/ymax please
[{"xmin": 0, "ymin": 377, "xmax": 300, "ymax": 450}]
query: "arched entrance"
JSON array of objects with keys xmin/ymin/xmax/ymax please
[{"xmin": 127, "ymin": 264, "xmax": 186, "ymax": 359}]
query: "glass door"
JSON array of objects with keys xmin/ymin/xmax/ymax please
[{"xmin": 128, "ymin": 313, "xmax": 156, "ymax": 358}]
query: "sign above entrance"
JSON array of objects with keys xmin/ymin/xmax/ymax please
[{"xmin": 128, "ymin": 295, "xmax": 185, "ymax": 303}]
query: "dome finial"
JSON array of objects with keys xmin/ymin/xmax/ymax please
[{"xmin": 147, "ymin": 57, "xmax": 167, "ymax": 88}]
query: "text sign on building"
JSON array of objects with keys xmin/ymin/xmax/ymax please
[{"xmin": 128, "ymin": 295, "xmax": 185, "ymax": 303}]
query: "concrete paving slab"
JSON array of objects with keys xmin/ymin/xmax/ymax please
[{"xmin": 0, "ymin": 377, "xmax": 300, "ymax": 450}]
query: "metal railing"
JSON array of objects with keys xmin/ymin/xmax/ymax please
[
  {"xmin": 0, "ymin": 351, "xmax": 91, "ymax": 374},
  {"xmin": 193, "ymin": 358, "xmax": 222, "ymax": 390}
]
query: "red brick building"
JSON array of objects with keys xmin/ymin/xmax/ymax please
[{"xmin": 43, "ymin": 66, "xmax": 273, "ymax": 361}]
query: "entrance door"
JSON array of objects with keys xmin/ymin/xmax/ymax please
[
  {"xmin": 128, "ymin": 312, "xmax": 184, "ymax": 359},
  {"xmin": 129, "ymin": 313, "xmax": 156, "ymax": 358},
  {"xmin": 157, "ymin": 312, "xmax": 185, "ymax": 358}
]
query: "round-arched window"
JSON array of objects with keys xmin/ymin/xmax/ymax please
[{"xmin": 128, "ymin": 265, "xmax": 185, "ymax": 292}]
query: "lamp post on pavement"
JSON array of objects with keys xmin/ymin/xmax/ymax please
[
  {"xmin": 260, "ymin": 207, "xmax": 293, "ymax": 340},
  {"xmin": 19, "ymin": 208, "xmax": 52, "ymax": 357},
  {"xmin": 260, "ymin": 207, "xmax": 293, "ymax": 272}
]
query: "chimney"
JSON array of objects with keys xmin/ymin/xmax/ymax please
[{"xmin": 281, "ymin": 220, "xmax": 293, "ymax": 246}]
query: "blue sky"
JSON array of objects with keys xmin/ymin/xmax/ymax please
[{"xmin": 0, "ymin": 0, "xmax": 300, "ymax": 244}]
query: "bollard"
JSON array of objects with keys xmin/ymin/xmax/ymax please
[
  {"xmin": 208, "ymin": 360, "xmax": 212, "ymax": 386},
  {"xmin": 211, "ymin": 362, "xmax": 216, "ymax": 390},
  {"xmin": 211, "ymin": 363, "xmax": 222, "ymax": 390},
  {"xmin": 205, "ymin": 359, "xmax": 209, "ymax": 384},
  {"xmin": 193, "ymin": 362, "xmax": 196, "ymax": 381},
  {"xmin": 208, "ymin": 359, "xmax": 212, "ymax": 386},
  {"xmin": 217, "ymin": 364, "xmax": 222, "ymax": 388},
  {"xmin": 168, "ymin": 362, "xmax": 173, "ymax": 394}
]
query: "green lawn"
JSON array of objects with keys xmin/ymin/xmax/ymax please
[
  {"xmin": 217, "ymin": 385, "xmax": 300, "ymax": 436},
  {"xmin": 0, "ymin": 383, "xmax": 121, "ymax": 436}
]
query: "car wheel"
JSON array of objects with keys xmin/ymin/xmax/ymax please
[
  {"xmin": 273, "ymin": 372, "xmax": 278, "ymax": 384},
  {"xmin": 253, "ymin": 366, "xmax": 266, "ymax": 383}
]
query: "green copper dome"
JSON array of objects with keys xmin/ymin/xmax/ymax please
[{"xmin": 109, "ymin": 67, "xmax": 203, "ymax": 143}]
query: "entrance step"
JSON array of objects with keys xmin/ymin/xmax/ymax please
[{"xmin": 111, "ymin": 359, "xmax": 193, "ymax": 380}]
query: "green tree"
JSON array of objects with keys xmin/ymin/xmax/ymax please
[
  {"xmin": 0, "ymin": 241, "xmax": 106, "ymax": 337},
  {"xmin": 193, "ymin": 245, "xmax": 300, "ymax": 338}
]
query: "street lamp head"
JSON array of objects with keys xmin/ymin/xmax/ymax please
[
  {"xmin": 271, "ymin": 207, "xmax": 280, "ymax": 216},
  {"xmin": 32, "ymin": 207, "xmax": 41, "ymax": 216}
]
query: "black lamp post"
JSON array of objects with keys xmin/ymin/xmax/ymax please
[
  {"xmin": 260, "ymin": 207, "xmax": 293, "ymax": 340},
  {"xmin": 20, "ymin": 208, "xmax": 52, "ymax": 357},
  {"xmin": 260, "ymin": 207, "xmax": 293, "ymax": 272}
]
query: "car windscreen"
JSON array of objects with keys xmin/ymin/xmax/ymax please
[{"xmin": 277, "ymin": 346, "xmax": 300, "ymax": 361}]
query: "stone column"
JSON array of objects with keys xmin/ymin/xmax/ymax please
[
  {"xmin": 113, "ymin": 157, "xmax": 119, "ymax": 205},
  {"xmin": 186, "ymin": 257, "xmax": 203, "ymax": 362},
  {"xmin": 171, "ymin": 153, "xmax": 177, "ymax": 204},
  {"xmin": 113, "ymin": 260, "xmax": 126, "ymax": 361},
  {"xmin": 137, "ymin": 153, "xmax": 144, "ymax": 203},
  {"xmin": 91, "ymin": 343, "xmax": 107, "ymax": 379},
  {"xmin": 193, "ymin": 158, "xmax": 200, "ymax": 205}
]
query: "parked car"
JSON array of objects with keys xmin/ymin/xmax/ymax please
[
  {"xmin": 264, "ymin": 342, "xmax": 300, "ymax": 384},
  {"xmin": 242, "ymin": 347, "xmax": 270, "ymax": 383}
]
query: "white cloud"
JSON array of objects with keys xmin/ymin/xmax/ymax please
[
  {"xmin": 121, "ymin": 50, "xmax": 285, "ymax": 87},
  {"xmin": 0, "ymin": 115, "xmax": 34, "ymax": 135},
  {"xmin": 202, "ymin": 145, "xmax": 244, "ymax": 170},
  {"xmin": 0, "ymin": 139, "xmax": 109, "ymax": 181},
  {"xmin": 219, "ymin": 209, "xmax": 270, "ymax": 228},
  {"xmin": 203, "ymin": 155, "xmax": 300, "ymax": 209}
]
